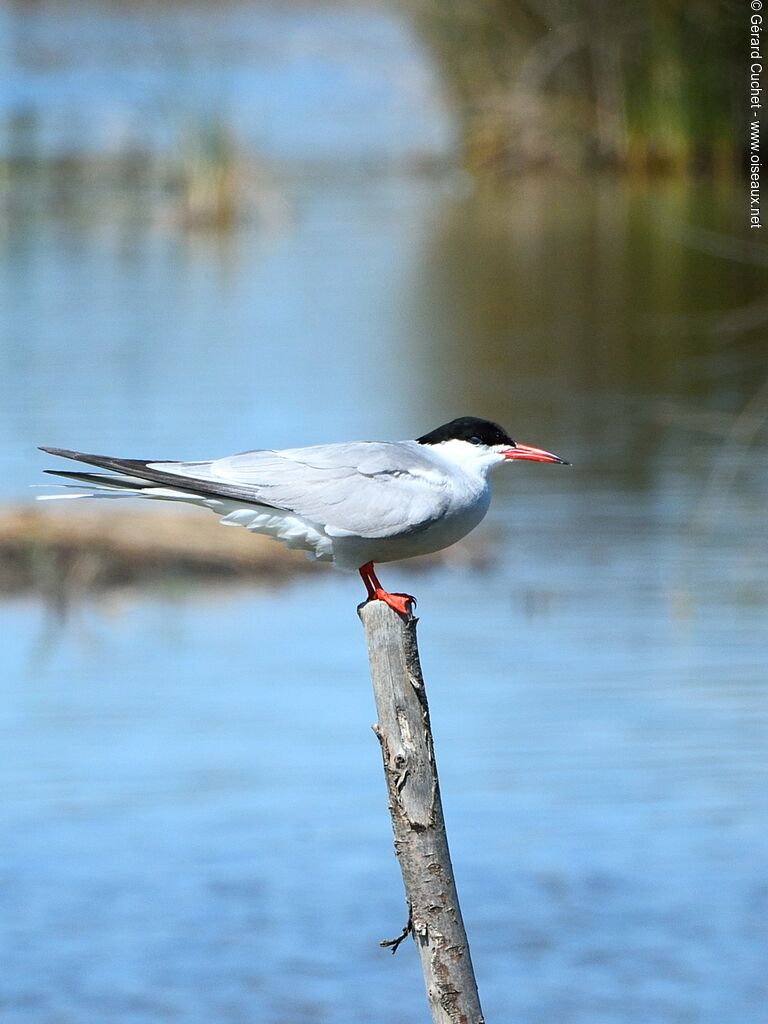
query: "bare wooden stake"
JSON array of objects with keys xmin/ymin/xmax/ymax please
[{"xmin": 358, "ymin": 600, "xmax": 485, "ymax": 1024}]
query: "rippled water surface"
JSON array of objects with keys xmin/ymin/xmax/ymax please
[{"xmin": 1, "ymin": 3, "xmax": 767, "ymax": 1023}]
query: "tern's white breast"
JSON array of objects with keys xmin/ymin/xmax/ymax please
[{"xmin": 329, "ymin": 472, "xmax": 491, "ymax": 569}]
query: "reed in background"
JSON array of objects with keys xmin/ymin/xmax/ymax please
[{"xmin": 404, "ymin": 0, "xmax": 740, "ymax": 177}]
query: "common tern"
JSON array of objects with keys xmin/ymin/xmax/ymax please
[{"xmin": 39, "ymin": 417, "xmax": 568, "ymax": 615}]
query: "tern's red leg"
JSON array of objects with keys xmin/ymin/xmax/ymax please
[
  {"xmin": 358, "ymin": 562, "xmax": 415, "ymax": 617},
  {"xmin": 359, "ymin": 563, "xmax": 377, "ymax": 600}
]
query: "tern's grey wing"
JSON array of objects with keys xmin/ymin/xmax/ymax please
[
  {"xmin": 39, "ymin": 447, "xmax": 287, "ymax": 508},
  {"xmin": 158, "ymin": 441, "xmax": 451, "ymax": 538}
]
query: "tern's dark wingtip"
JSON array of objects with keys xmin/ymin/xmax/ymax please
[{"xmin": 39, "ymin": 446, "xmax": 87, "ymax": 462}]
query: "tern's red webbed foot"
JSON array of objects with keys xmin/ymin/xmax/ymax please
[
  {"xmin": 358, "ymin": 561, "xmax": 416, "ymax": 618},
  {"xmin": 372, "ymin": 588, "xmax": 415, "ymax": 617}
]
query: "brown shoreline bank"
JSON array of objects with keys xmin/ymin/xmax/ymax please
[{"xmin": 0, "ymin": 505, "xmax": 487, "ymax": 600}]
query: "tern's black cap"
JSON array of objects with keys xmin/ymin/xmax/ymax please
[{"xmin": 416, "ymin": 417, "xmax": 515, "ymax": 447}]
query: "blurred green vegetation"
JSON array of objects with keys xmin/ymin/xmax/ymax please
[
  {"xmin": 0, "ymin": 0, "xmax": 741, "ymax": 238},
  {"xmin": 0, "ymin": 113, "xmax": 286, "ymax": 234},
  {"xmin": 404, "ymin": 0, "xmax": 740, "ymax": 177}
]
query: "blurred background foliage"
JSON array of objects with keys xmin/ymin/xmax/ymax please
[
  {"xmin": 0, "ymin": 0, "xmax": 744, "ymax": 235},
  {"xmin": 407, "ymin": 0, "xmax": 740, "ymax": 177}
]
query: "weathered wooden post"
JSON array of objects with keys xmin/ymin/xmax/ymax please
[{"xmin": 358, "ymin": 600, "xmax": 485, "ymax": 1024}]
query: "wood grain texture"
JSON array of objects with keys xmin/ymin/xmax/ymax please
[{"xmin": 359, "ymin": 600, "xmax": 484, "ymax": 1024}]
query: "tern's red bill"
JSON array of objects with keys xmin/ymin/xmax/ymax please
[{"xmin": 502, "ymin": 443, "xmax": 570, "ymax": 465}]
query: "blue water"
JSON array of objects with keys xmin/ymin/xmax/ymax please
[
  {"xmin": 1, "ymin": 3, "xmax": 768, "ymax": 1022},
  {"xmin": 2, "ymin": 548, "xmax": 767, "ymax": 1022}
]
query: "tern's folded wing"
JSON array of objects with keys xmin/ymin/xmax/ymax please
[
  {"xmin": 167, "ymin": 441, "xmax": 451, "ymax": 538},
  {"xmin": 40, "ymin": 442, "xmax": 452, "ymax": 539}
]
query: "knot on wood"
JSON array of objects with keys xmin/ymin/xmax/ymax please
[
  {"xmin": 392, "ymin": 750, "xmax": 409, "ymax": 792},
  {"xmin": 408, "ymin": 671, "xmax": 424, "ymax": 693}
]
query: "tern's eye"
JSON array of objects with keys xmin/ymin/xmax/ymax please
[{"xmin": 468, "ymin": 435, "xmax": 483, "ymax": 445}]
